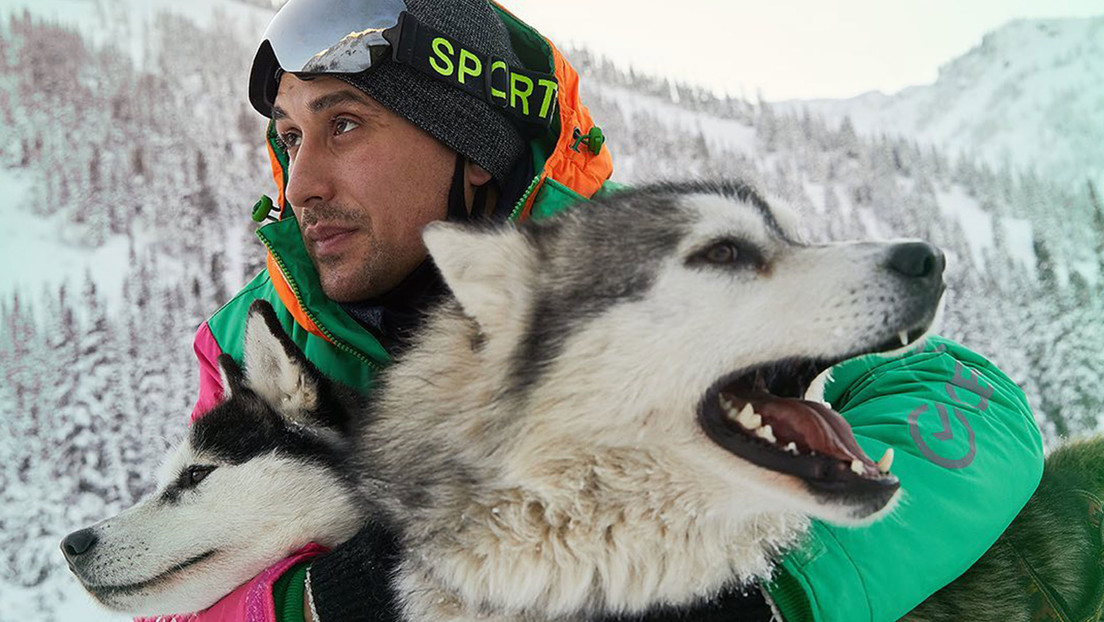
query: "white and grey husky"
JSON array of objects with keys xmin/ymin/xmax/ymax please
[{"xmin": 64, "ymin": 182, "xmax": 953, "ymax": 619}]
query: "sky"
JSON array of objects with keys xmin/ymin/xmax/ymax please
[
  {"xmin": 2, "ymin": 0, "xmax": 1100, "ymax": 101},
  {"xmin": 503, "ymin": 0, "xmax": 1104, "ymax": 101}
]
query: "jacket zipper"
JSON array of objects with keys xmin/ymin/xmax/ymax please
[
  {"xmin": 509, "ymin": 174, "xmax": 544, "ymax": 221},
  {"xmin": 257, "ymin": 234, "xmax": 382, "ymax": 372}
]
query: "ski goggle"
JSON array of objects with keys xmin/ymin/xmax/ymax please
[{"xmin": 248, "ymin": 0, "xmax": 559, "ymax": 128}]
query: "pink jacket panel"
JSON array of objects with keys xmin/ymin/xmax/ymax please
[{"xmin": 191, "ymin": 322, "xmax": 225, "ymax": 423}]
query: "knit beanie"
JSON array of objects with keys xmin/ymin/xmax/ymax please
[
  {"xmin": 252, "ymin": 0, "xmax": 527, "ymax": 183},
  {"xmin": 337, "ymin": 0, "xmax": 526, "ymax": 182}
]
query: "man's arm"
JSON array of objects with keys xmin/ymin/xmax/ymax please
[
  {"xmin": 765, "ymin": 336, "xmax": 1044, "ymax": 621},
  {"xmin": 298, "ymin": 524, "xmax": 403, "ymax": 621}
]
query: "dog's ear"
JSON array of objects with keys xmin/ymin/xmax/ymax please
[
  {"xmin": 423, "ymin": 222, "xmax": 535, "ymax": 335},
  {"xmin": 217, "ymin": 354, "xmax": 248, "ymax": 401},
  {"xmin": 242, "ymin": 300, "xmax": 334, "ymax": 429}
]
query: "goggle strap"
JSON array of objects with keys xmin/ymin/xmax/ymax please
[{"xmin": 386, "ymin": 12, "xmax": 559, "ymax": 128}]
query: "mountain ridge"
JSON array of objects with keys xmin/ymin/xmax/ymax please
[{"xmin": 782, "ymin": 15, "xmax": 1104, "ymax": 189}]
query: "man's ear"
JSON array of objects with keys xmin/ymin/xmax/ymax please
[
  {"xmin": 423, "ymin": 222, "xmax": 534, "ymax": 336},
  {"xmin": 464, "ymin": 160, "xmax": 492, "ymax": 188},
  {"xmin": 242, "ymin": 300, "xmax": 331, "ymax": 428}
]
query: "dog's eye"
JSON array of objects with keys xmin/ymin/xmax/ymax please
[
  {"xmin": 690, "ymin": 240, "xmax": 761, "ymax": 269},
  {"xmin": 181, "ymin": 465, "xmax": 215, "ymax": 489},
  {"xmin": 705, "ymin": 243, "xmax": 738, "ymax": 263}
]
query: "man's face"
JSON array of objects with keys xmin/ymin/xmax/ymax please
[{"xmin": 271, "ymin": 75, "xmax": 486, "ymax": 302}]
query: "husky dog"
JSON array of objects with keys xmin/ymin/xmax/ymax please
[
  {"xmin": 56, "ymin": 360, "xmax": 369, "ymax": 614},
  {"xmin": 65, "ymin": 182, "xmax": 954, "ymax": 619}
]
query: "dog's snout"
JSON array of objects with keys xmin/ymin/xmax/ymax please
[
  {"xmin": 887, "ymin": 242, "xmax": 944, "ymax": 280},
  {"xmin": 61, "ymin": 528, "xmax": 98, "ymax": 560}
]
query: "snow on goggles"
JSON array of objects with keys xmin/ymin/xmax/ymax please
[{"xmin": 248, "ymin": 0, "xmax": 559, "ymax": 128}]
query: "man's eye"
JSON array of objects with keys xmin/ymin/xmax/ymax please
[
  {"xmin": 277, "ymin": 131, "xmax": 300, "ymax": 149},
  {"xmin": 334, "ymin": 118, "xmax": 360, "ymax": 135}
]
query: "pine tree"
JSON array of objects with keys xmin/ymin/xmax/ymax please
[
  {"xmin": 1087, "ymin": 179, "xmax": 1104, "ymax": 294},
  {"xmin": 836, "ymin": 116, "xmax": 859, "ymax": 159},
  {"xmin": 1032, "ymin": 234, "xmax": 1058, "ymax": 294},
  {"xmin": 43, "ymin": 283, "xmax": 80, "ymax": 418},
  {"xmin": 823, "ymin": 183, "xmax": 840, "ymax": 216},
  {"xmin": 756, "ymin": 96, "xmax": 778, "ymax": 153},
  {"xmin": 1024, "ymin": 293, "xmax": 1104, "ymax": 438},
  {"xmin": 58, "ymin": 273, "xmax": 128, "ymax": 511},
  {"xmin": 0, "ymin": 292, "xmax": 61, "ymax": 587}
]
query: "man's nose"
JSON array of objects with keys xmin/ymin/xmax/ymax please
[{"xmin": 284, "ymin": 140, "xmax": 335, "ymax": 208}]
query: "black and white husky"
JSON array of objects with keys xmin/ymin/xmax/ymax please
[{"xmin": 63, "ymin": 182, "xmax": 1096, "ymax": 621}]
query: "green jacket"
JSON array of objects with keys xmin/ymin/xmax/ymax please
[
  {"xmin": 767, "ymin": 337, "xmax": 1043, "ymax": 620},
  {"xmin": 191, "ymin": 7, "xmax": 1043, "ymax": 621}
]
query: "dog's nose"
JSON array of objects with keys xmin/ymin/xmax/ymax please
[
  {"xmin": 61, "ymin": 528, "xmax": 98, "ymax": 560},
  {"xmin": 888, "ymin": 242, "xmax": 944, "ymax": 279}
]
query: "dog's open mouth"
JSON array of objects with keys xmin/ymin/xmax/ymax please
[{"xmin": 698, "ymin": 329, "xmax": 929, "ymax": 498}]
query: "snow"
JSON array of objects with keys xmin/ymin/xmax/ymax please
[
  {"xmin": 1069, "ymin": 258, "xmax": 1101, "ymax": 286},
  {"xmin": 1002, "ymin": 216, "xmax": 1037, "ymax": 274},
  {"xmin": 805, "ymin": 180, "xmax": 826, "ymax": 214},
  {"xmin": 0, "ymin": 0, "xmax": 273, "ymax": 69},
  {"xmin": 593, "ymin": 84, "xmax": 758, "ymax": 156},
  {"xmin": 937, "ymin": 187, "xmax": 994, "ymax": 270},
  {"xmin": 855, "ymin": 207, "xmax": 890, "ymax": 239},
  {"xmin": 2, "ymin": 573, "xmax": 131, "ymax": 622},
  {"xmin": 0, "ymin": 167, "xmax": 149, "ymax": 311}
]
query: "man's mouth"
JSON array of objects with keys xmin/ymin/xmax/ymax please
[
  {"xmin": 698, "ymin": 326, "xmax": 931, "ymax": 501},
  {"xmin": 304, "ymin": 224, "xmax": 358, "ymax": 256}
]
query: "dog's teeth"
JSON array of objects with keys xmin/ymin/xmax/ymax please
[
  {"xmin": 784, "ymin": 442, "xmax": 799, "ymax": 455},
  {"xmin": 737, "ymin": 404, "xmax": 762, "ymax": 430},
  {"xmin": 899, "ymin": 330, "xmax": 909, "ymax": 347},
  {"xmin": 850, "ymin": 459, "xmax": 865, "ymax": 475},
  {"xmin": 877, "ymin": 448, "xmax": 895, "ymax": 474},
  {"xmin": 721, "ymin": 398, "xmax": 739, "ymax": 421},
  {"xmin": 755, "ymin": 425, "xmax": 776, "ymax": 444}
]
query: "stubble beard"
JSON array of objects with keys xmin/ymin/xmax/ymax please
[
  {"xmin": 299, "ymin": 202, "xmax": 387, "ymax": 302},
  {"xmin": 312, "ymin": 238, "xmax": 391, "ymax": 302}
]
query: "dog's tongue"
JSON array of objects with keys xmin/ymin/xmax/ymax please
[{"xmin": 723, "ymin": 390, "xmax": 879, "ymax": 473}]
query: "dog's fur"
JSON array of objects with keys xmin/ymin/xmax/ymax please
[{"xmin": 62, "ymin": 182, "xmax": 1091, "ymax": 621}]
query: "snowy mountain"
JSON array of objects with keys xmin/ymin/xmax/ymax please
[
  {"xmin": 782, "ymin": 16, "xmax": 1104, "ymax": 190},
  {"xmin": 0, "ymin": 0, "xmax": 273, "ymax": 67}
]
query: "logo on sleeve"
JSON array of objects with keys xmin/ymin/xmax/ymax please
[{"xmin": 908, "ymin": 346, "xmax": 994, "ymax": 469}]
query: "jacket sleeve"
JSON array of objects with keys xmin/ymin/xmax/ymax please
[
  {"xmin": 764, "ymin": 336, "xmax": 1045, "ymax": 621},
  {"xmin": 304, "ymin": 523, "xmax": 404, "ymax": 621},
  {"xmin": 191, "ymin": 322, "xmax": 226, "ymax": 422}
]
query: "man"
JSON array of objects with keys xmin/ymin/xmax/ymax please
[{"xmin": 179, "ymin": 0, "xmax": 1044, "ymax": 620}]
